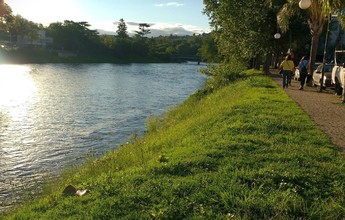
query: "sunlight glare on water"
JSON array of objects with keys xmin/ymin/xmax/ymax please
[
  {"xmin": 0, "ymin": 63, "xmax": 206, "ymax": 213},
  {"xmin": 0, "ymin": 65, "xmax": 38, "ymax": 120},
  {"xmin": 0, "ymin": 64, "xmax": 40, "ymax": 212}
]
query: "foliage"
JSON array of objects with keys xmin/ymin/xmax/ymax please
[
  {"xmin": 1, "ymin": 47, "xmax": 59, "ymax": 63},
  {"xmin": 46, "ymin": 20, "xmax": 103, "ymax": 54},
  {"xmin": 198, "ymin": 32, "xmax": 220, "ymax": 62},
  {"xmin": 135, "ymin": 23, "xmax": 151, "ymax": 38},
  {"xmin": 1, "ymin": 19, "xmax": 214, "ymax": 63},
  {"xmin": 6, "ymin": 15, "xmax": 39, "ymax": 43},
  {"xmin": 0, "ymin": 0, "xmax": 11, "ymax": 30},
  {"xmin": 199, "ymin": 60, "xmax": 247, "ymax": 94},
  {"xmin": 276, "ymin": 0, "xmax": 345, "ymax": 72},
  {"xmin": 203, "ymin": 0, "xmax": 277, "ymax": 64},
  {"xmin": 4, "ymin": 73, "xmax": 345, "ymax": 219},
  {"xmin": 116, "ymin": 18, "xmax": 129, "ymax": 39},
  {"xmin": 1, "ymin": 33, "xmax": 214, "ymax": 64}
]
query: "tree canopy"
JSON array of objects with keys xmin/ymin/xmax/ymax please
[
  {"xmin": 0, "ymin": 0, "xmax": 12, "ymax": 31},
  {"xmin": 203, "ymin": 0, "xmax": 277, "ymax": 68},
  {"xmin": 46, "ymin": 20, "xmax": 101, "ymax": 53},
  {"xmin": 276, "ymin": 0, "xmax": 345, "ymax": 72},
  {"xmin": 204, "ymin": 0, "xmax": 345, "ymax": 72},
  {"xmin": 135, "ymin": 23, "xmax": 151, "ymax": 38},
  {"xmin": 116, "ymin": 18, "xmax": 129, "ymax": 38}
]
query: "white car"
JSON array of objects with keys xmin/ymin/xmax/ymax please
[
  {"xmin": 312, "ymin": 64, "xmax": 334, "ymax": 88},
  {"xmin": 331, "ymin": 50, "xmax": 345, "ymax": 95}
]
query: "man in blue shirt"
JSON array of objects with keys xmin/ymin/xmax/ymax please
[{"xmin": 298, "ymin": 56, "xmax": 309, "ymax": 90}]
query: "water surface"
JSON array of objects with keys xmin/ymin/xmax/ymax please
[{"xmin": 0, "ymin": 63, "xmax": 206, "ymax": 212}]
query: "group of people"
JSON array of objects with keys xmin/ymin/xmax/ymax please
[{"xmin": 279, "ymin": 54, "xmax": 309, "ymax": 90}]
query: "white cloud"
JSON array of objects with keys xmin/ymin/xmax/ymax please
[
  {"xmin": 154, "ymin": 2, "xmax": 185, "ymax": 7},
  {"xmin": 100, "ymin": 21, "xmax": 207, "ymax": 37},
  {"xmin": 167, "ymin": 2, "xmax": 185, "ymax": 7},
  {"xmin": 120, "ymin": 22, "xmax": 155, "ymax": 27},
  {"xmin": 151, "ymin": 23, "xmax": 205, "ymax": 36},
  {"xmin": 110, "ymin": 21, "xmax": 156, "ymax": 33}
]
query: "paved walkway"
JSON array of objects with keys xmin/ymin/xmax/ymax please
[{"xmin": 270, "ymin": 70, "xmax": 345, "ymax": 154}]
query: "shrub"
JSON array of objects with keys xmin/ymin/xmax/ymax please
[{"xmin": 197, "ymin": 60, "xmax": 248, "ymax": 97}]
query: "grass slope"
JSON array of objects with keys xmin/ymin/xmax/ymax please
[{"xmin": 4, "ymin": 74, "xmax": 345, "ymax": 219}]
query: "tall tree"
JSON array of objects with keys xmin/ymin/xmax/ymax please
[
  {"xmin": 135, "ymin": 23, "xmax": 151, "ymax": 38},
  {"xmin": 203, "ymin": 0, "xmax": 277, "ymax": 71},
  {"xmin": 277, "ymin": 0, "xmax": 345, "ymax": 73},
  {"xmin": 116, "ymin": 18, "xmax": 129, "ymax": 38}
]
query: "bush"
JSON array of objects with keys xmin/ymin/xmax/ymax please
[{"xmin": 197, "ymin": 60, "xmax": 247, "ymax": 97}]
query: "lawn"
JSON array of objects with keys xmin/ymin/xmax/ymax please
[{"xmin": 3, "ymin": 72, "xmax": 345, "ymax": 219}]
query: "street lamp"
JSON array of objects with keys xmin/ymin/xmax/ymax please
[
  {"xmin": 274, "ymin": 33, "xmax": 281, "ymax": 68},
  {"xmin": 299, "ymin": 0, "xmax": 311, "ymax": 10},
  {"xmin": 299, "ymin": 0, "xmax": 330, "ymax": 92},
  {"xmin": 274, "ymin": 33, "xmax": 281, "ymax": 39}
]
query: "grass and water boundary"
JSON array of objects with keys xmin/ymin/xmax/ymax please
[{"xmin": 3, "ymin": 68, "xmax": 345, "ymax": 219}]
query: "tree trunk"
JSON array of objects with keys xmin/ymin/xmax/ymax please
[
  {"xmin": 263, "ymin": 53, "xmax": 272, "ymax": 74},
  {"xmin": 255, "ymin": 54, "xmax": 261, "ymax": 70},
  {"xmin": 308, "ymin": 33, "xmax": 320, "ymax": 76},
  {"xmin": 308, "ymin": 15, "xmax": 325, "ymax": 76}
]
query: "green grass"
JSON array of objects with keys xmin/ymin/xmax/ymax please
[{"xmin": 3, "ymin": 72, "xmax": 345, "ymax": 219}]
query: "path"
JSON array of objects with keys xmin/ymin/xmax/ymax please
[{"xmin": 270, "ymin": 70, "xmax": 345, "ymax": 153}]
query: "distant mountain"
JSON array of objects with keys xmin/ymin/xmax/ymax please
[
  {"xmin": 149, "ymin": 27, "xmax": 201, "ymax": 37},
  {"xmin": 96, "ymin": 29, "xmax": 116, "ymax": 36},
  {"xmin": 97, "ymin": 27, "xmax": 206, "ymax": 37}
]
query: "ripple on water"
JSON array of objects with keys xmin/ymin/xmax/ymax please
[{"xmin": 0, "ymin": 63, "xmax": 206, "ymax": 212}]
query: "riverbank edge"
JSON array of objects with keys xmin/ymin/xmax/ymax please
[
  {"xmin": 0, "ymin": 48, "xmax": 189, "ymax": 64},
  {"xmin": 3, "ymin": 70, "xmax": 345, "ymax": 219}
]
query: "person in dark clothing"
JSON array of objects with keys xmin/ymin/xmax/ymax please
[{"xmin": 298, "ymin": 56, "xmax": 309, "ymax": 90}]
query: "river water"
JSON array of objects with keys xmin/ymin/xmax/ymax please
[{"xmin": 0, "ymin": 63, "xmax": 206, "ymax": 212}]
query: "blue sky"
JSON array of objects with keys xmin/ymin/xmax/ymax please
[{"xmin": 5, "ymin": 0, "xmax": 211, "ymax": 36}]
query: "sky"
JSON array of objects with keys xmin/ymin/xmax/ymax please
[{"xmin": 5, "ymin": 0, "xmax": 211, "ymax": 36}]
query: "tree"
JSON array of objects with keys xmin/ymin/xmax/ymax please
[
  {"xmin": 116, "ymin": 18, "xmax": 128, "ymax": 38},
  {"xmin": 203, "ymin": 0, "xmax": 277, "ymax": 71},
  {"xmin": 0, "ymin": 0, "xmax": 12, "ymax": 31},
  {"xmin": 277, "ymin": 0, "xmax": 345, "ymax": 74},
  {"xmin": 7, "ymin": 15, "xmax": 39, "ymax": 44},
  {"xmin": 135, "ymin": 23, "xmax": 151, "ymax": 38},
  {"xmin": 199, "ymin": 33, "xmax": 220, "ymax": 62},
  {"xmin": 46, "ymin": 20, "xmax": 101, "ymax": 53}
]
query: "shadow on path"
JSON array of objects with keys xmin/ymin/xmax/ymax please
[{"xmin": 269, "ymin": 69, "xmax": 345, "ymax": 154}]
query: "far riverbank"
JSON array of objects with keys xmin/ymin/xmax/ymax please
[{"xmin": 0, "ymin": 48, "xmax": 203, "ymax": 64}]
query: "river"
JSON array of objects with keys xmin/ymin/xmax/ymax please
[{"xmin": 0, "ymin": 63, "xmax": 206, "ymax": 212}]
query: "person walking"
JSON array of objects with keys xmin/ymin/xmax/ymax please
[
  {"xmin": 280, "ymin": 54, "xmax": 295, "ymax": 88},
  {"xmin": 298, "ymin": 56, "xmax": 309, "ymax": 90}
]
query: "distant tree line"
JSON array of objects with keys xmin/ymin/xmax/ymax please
[{"xmin": 0, "ymin": 1, "xmax": 219, "ymax": 63}]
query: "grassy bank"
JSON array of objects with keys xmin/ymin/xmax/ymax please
[{"xmin": 3, "ymin": 71, "xmax": 345, "ymax": 219}]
